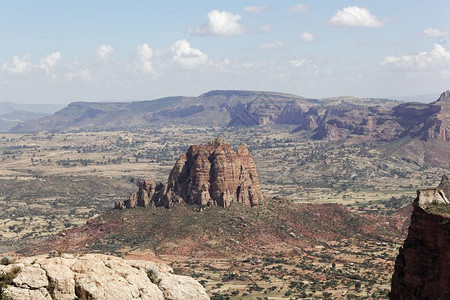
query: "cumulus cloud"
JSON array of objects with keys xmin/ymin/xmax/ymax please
[
  {"xmin": 290, "ymin": 58, "xmax": 312, "ymax": 68},
  {"xmin": 2, "ymin": 54, "xmax": 32, "ymax": 74},
  {"xmin": 171, "ymin": 39, "xmax": 208, "ymax": 69},
  {"xmin": 301, "ymin": 32, "xmax": 314, "ymax": 42},
  {"xmin": 190, "ymin": 10, "xmax": 244, "ymax": 36},
  {"xmin": 38, "ymin": 52, "xmax": 61, "ymax": 76},
  {"xmin": 328, "ymin": 6, "xmax": 383, "ymax": 28},
  {"xmin": 95, "ymin": 44, "xmax": 114, "ymax": 60},
  {"xmin": 288, "ymin": 4, "xmax": 308, "ymax": 13},
  {"xmin": 380, "ymin": 44, "xmax": 450, "ymax": 70},
  {"xmin": 245, "ymin": 5, "xmax": 267, "ymax": 13},
  {"xmin": 3, "ymin": 52, "xmax": 61, "ymax": 76},
  {"xmin": 260, "ymin": 40, "xmax": 285, "ymax": 50},
  {"xmin": 423, "ymin": 28, "xmax": 448, "ymax": 38},
  {"xmin": 134, "ymin": 43, "xmax": 154, "ymax": 74},
  {"xmin": 40, "ymin": 52, "xmax": 61, "ymax": 68}
]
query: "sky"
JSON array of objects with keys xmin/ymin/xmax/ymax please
[{"xmin": 0, "ymin": 0, "xmax": 449, "ymax": 104}]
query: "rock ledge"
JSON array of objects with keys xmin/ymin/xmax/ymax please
[{"xmin": 0, "ymin": 253, "xmax": 209, "ymax": 300}]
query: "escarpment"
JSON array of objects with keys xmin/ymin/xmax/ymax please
[
  {"xmin": 390, "ymin": 175, "xmax": 450, "ymax": 300},
  {"xmin": 115, "ymin": 137, "xmax": 264, "ymax": 209}
]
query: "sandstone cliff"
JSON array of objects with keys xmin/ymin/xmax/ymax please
[
  {"xmin": 115, "ymin": 137, "xmax": 263, "ymax": 209},
  {"xmin": 0, "ymin": 253, "xmax": 209, "ymax": 300},
  {"xmin": 291, "ymin": 90, "xmax": 450, "ymax": 143},
  {"xmin": 11, "ymin": 89, "xmax": 402, "ymax": 133},
  {"xmin": 390, "ymin": 176, "xmax": 450, "ymax": 300}
]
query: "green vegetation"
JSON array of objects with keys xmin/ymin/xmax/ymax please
[
  {"xmin": 426, "ymin": 202, "xmax": 450, "ymax": 216},
  {"xmin": 0, "ymin": 266, "xmax": 21, "ymax": 299}
]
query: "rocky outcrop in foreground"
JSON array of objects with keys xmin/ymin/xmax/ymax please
[
  {"xmin": 116, "ymin": 137, "xmax": 263, "ymax": 209},
  {"xmin": 0, "ymin": 253, "xmax": 209, "ymax": 300},
  {"xmin": 390, "ymin": 176, "xmax": 450, "ymax": 300}
]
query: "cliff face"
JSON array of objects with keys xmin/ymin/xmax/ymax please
[
  {"xmin": 115, "ymin": 137, "xmax": 264, "ymax": 209},
  {"xmin": 292, "ymin": 90, "xmax": 450, "ymax": 143},
  {"xmin": 390, "ymin": 177, "xmax": 450, "ymax": 300},
  {"xmin": 0, "ymin": 253, "xmax": 209, "ymax": 300}
]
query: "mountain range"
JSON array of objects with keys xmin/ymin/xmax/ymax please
[
  {"xmin": 9, "ymin": 90, "xmax": 450, "ymax": 146},
  {"xmin": 10, "ymin": 90, "xmax": 400, "ymax": 132},
  {"xmin": 0, "ymin": 102, "xmax": 64, "ymax": 132}
]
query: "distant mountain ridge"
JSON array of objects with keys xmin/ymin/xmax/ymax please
[
  {"xmin": 291, "ymin": 91, "xmax": 450, "ymax": 142},
  {"xmin": 12, "ymin": 89, "xmax": 450, "ymax": 167},
  {"xmin": 11, "ymin": 89, "xmax": 450, "ymax": 146},
  {"xmin": 11, "ymin": 90, "xmax": 401, "ymax": 133},
  {"xmin": 0, "ymin": 102, "xmax": 64, "ymax": 132}
]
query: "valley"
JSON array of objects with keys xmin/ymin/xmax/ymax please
[
  {"xmin": 0, "ymin": 124, "xmax": 447, "ymax": 299},
  {"xmin": 2, "ymin": 1, "xmax": 449, "ymax": 298},
  {"xmin": 2, "ymin": 126, "xmax": 445, "ymax": 245},
  {"xmin": 1, "ymin": 91, "xmax": 449, "ymax": 299}
]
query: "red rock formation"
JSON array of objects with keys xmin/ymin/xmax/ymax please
[
  {"xmin": 115, "ymin": 180, "xmax": 166, "ymax": 210},
  {"xmin": 390, "ymin": 176, "xmax": 450, "ymax": 300},
  {"xmin": 163, "ymin": 137, "xmax": 263, "ymax": 207},
  {"xmin": 115, "ymin": 137, "xmax": 264, "ymax": 209}
]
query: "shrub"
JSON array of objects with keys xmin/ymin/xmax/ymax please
[
  {"xmin": 0, "ymin": 257, "xmax": 13, "ymax": 266},
  {"xmin": 0, "ymin": 266, "xmax": 21, "ymax": 298}
]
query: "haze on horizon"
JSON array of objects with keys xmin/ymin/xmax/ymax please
[{"xmin": 0, "ymin": 0, "xmax": 449, "ymax": 104}]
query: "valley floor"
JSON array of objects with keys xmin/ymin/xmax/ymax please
[{"xmin": 0, "ymin": 126, "xmax": 447, "ymax": 299}]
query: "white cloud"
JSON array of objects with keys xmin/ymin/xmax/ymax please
[
  {"xmin": 423, "ymin": 28, "xmax": 448, "ymax": 38},
  {"xmin": 328, "ymin": 6, "xmax": 383, "ymax": 28},
  {"xmin": 190, "ymin": 10, "xmax": 244, "ymax": 36},
  {"xmin": 39, "ymin": 52, "xmax": 61, "ymax": 76},
  {"xmin": 2, "ymin": 52, "xmax": 61, "ymax": 76},
  {"xmin": 301, "ymin": 32, "xmax": 314, "ymax": 42},
  {"xmin": 171, "ymin": 39, "xmax": 208, "ymax": 69},
  {"xmin": 288, "ymin": 4, "xmax": 308, "ymax": 13},
  {"xmin": 40, "ymin": 52, "xmax": 61, "ymax": 68},
  {"xmin": 380, "ymin": 44, "xmax": 450, "ymax": 70},
  {"xmin": 134, "ymin": 43, "xmax": 154, "ymax": 74},
  {"xmin": 2, "ymin": 54, "xmax": 32, "ymax": 74},
  {"xmin": 95, "ymin": 44, "xmax": 114, "ymax": 60},
  {"xmin": 260, "ymin": 40, "xmax": 285, "ymax": 50},
  {"xmin": 290, "ymin": 58, "xmax": 312, "ymax": 68},
  {"xmin": 245, "ymin": 5, "xmax": 267, "ymax": 13}
]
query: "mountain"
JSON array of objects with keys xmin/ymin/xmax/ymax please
[
  {"xmin": 293, "ymin": 91, "xmax": 450, "ymax": 142},
  {"xmin": 22, "ymin": 198, "xmax": 406, "ymax": 259},
  {"xmin": 390, "ymin": 176, "xmax": 450, "ymax": 300},
  {"xmin": 8, "ymin": 89, "xmax": 450, "ymax": 168},
  {"xmin": 0, "ymin": 102, "xmax": 63, "ymax": 132},
  {"xmin": 11, "ymin": 90, "xmax": 400, "ymax": 133},
  {"xmin": 0, "ymin": 110, "xmax": 51, "ymax": 132},
  {"xmin": 115, "ymin": 137, "xmax": 263, "ymax": 209}
]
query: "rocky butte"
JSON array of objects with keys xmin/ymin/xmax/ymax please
[
  {"xmin": 115, "ymin": 137, "xmax": 264, "ymax": 209},
  {"xmin": 390, "ymin": 175, "xmax": 450, "ymax": 300}
]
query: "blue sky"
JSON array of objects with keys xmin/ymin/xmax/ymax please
[{"xmin": 1, "ymin": 0, "xmax": 449, "ymax": 103}]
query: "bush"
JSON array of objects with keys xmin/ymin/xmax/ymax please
[
  {"xmin": 0, "ymin": 256, "xmax": 13, "ymax": 266},
  {"xmin": 0, "ymin": 266, "xmax": 21, "ymax": 298}
]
